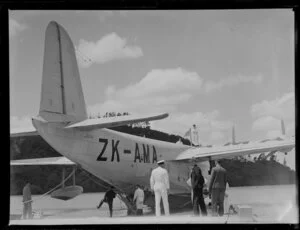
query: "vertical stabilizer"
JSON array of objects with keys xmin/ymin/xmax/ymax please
[{"xmin": 39, "ymin": 21, "xmax": 87, "ymax": 123}]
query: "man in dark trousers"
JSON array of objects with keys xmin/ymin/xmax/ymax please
[
  {"xmin": 97, "ymin": 186, "xmax": 116, "ymax": 217},
  {"xmin": 191, "ymin": 164, "xmax": 207, "ymax": 216},
  {"xmin": 208, "ymin": 160, "xmax": 227, "ymax": 216}
]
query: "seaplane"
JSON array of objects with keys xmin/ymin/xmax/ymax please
[{"xmin": 10, "ymin": 21, "xmax": 295, "ymax": 213}]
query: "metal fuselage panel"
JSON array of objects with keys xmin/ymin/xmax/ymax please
[{"xmin": 32, "ymin": 118, "xmax": 210, "ymax": 194}]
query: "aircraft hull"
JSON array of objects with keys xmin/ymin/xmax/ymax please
[{"xmin": 32, "ymin": 118, "xmax": 210, "ymax": 195}]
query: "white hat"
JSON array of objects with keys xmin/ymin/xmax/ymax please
[{"xmin": 157, "ymin": 160, "xmax": 165, "ymax": 165}]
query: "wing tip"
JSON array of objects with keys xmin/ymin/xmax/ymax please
[{"xmin": 159, "ymin": 113, "xmax": 169, "ymax": 119}]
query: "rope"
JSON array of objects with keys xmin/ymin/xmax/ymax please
[{"xmin": 23, "ymin": 169, "xmax": 76, "ymax": 204}]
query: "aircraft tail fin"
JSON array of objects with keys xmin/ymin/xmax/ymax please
[{"xmin": 39, "ymin": 21, "xmax": 87, "ymax": 123}]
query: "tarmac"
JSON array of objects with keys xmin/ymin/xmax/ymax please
[
  {"xmin": 10, "ymin": 210, "xmax": 256, "ymax": 225},
  {"xmin": 9, "ymin": 204, "xmax": 297, "ymax": 225},
  {"xmin": 9, "ymin": 185, "xmax": 298, "ymax": 225}
]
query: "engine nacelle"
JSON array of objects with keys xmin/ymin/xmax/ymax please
[{"xmin": 51, "ymin": 185, "xmax": 83, "ymax": 201}]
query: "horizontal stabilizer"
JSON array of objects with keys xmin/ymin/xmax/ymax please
[
  {"xmin": 10, "ymin": 157, "xmax": 76, "ymax": 166},
  {"xmin": 65, "ymin": 113, "xmax": 169, "ymax": 131}
]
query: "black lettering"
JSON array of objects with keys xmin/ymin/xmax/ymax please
[
  {"xmin": 134, "ymin": 143, "xmax": 141, "ymax": 162},
  {"xmin": 152, "ymin": 146, "xmax": 157, "ymax": 163},
  {"xmin": 111, "ymin": 140, "xmax": 120, "ymax": 162},
  {"xmin": 97, "ymin": 138, "xmax": 108, "ymax": 161},
  {"xmin": 143, "ymin": 144, "xmax": 150, "ymax": 163},
  {"xmin": 123, "ymin": 149, "xmax": 131, "ymax": 154},
  {"xmin": 140, "ymin": 145, "xmax": 144, "ymax": 161}
]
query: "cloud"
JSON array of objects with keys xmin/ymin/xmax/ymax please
[
  {"xmin": 109, "ymin": 68, "xmax": 203, "ymax": 99},
  {"xmin": 86, "ymin": 67, "xmax": 236, "ymax": 144},
  {"xmin": 151, "ymin": 111, "xmax": 232, "ymax": 145},
  {"xmin": 10, "ymin": 115, "xmax": 33, "ymax": 131},
  {"xmin": 204, "ymin": 74, "xmax": 263, "ymax": 93},
  {"xmin": 9, "ymin": 19, "xmax": 27, "ymax": 38},
  {"xmin": 265, "ymin": 129, "xmax": 282, "ymax": 139},
  {"xmin": 86, "ymin": 68, "xmax": 265, "ymax": 144},
  {"xmin": 251, "ymin": 91, "xmax": 295, "ymax": 137},
  {"xmin": 87, "ymin": 68, "xmax": 203, "ymax": 115},
  {"xmin": 252, "ymin": 116, "xmax": 283, "ymax": 133},
  {"xmin": 76, "ymin": 33, "xmax": 143, "ymax": 68},
  {"xmin": 251, "ymin": 92, "xmax": 294, "ymax": 120}
]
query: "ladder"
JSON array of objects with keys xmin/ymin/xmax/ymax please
[
  {"xmin": 115, "ymin": 191, "xmax": 137, "ymax": 215},
  {"xmin": 79, "ymin": 169, "xmax": 137, "ymax": 215}
]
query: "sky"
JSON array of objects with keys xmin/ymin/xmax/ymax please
[{"xmin": 9, "ymin": 10, "xmax": 295, "ymax": 169}]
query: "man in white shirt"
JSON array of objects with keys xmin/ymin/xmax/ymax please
[
  {"xmin": 133, "ymin": 184, "xmax": 145, "ymax": 216},
  {"xmin": 150, "ymin": 160, "xmax": 170, "ymax": 216}
]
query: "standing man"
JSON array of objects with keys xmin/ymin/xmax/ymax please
[
  {"xmin": 150, "ymin": 160, "xmax": 170, "ymax": 216},
  {"xmin": 191, "ymin": 164, "xmax": 207, "ymax": 216},
  {"xmin": 133, "ymin": 184, "xmax": 145, "ymax": 216},
  {"xmin": 22, "ymin": 182, "xmax": 32, "ymax": 219},
  {"xmin": 208, "ymin": 160, "xmax": 227, "ymax": 216},
  {"xmin": 97, "ymin": 186, "xmax": 116, "ymax": 217}
]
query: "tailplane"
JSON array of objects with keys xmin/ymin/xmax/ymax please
[{"xmin": 39, "ymin": 21, "xmax": 87, "ymax": 123}]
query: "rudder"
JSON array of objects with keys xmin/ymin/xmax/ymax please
[{"xmin": 39, "ymin": 21, "xmax": 87, "ymax": 123}]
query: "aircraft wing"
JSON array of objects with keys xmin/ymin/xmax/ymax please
[
  {"xmin": 175, "ymin": 138, "xmax": 295, "ymax": 162},
  {"xmin": 10, "ymin": 157, "xmax": 76, "ymax": 166},
  {"xmin": 65, "ymin": 113, "xmax": 169, "ymax": 131}
]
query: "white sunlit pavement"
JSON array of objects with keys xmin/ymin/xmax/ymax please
[
  {"xmin": 10, "ymin": 185, "xmax": 298, "ymax": 224},
  {"xmin": 9, "ymin": 205, "xmax": 298, "ymax": 225},
  {"xmin": 10, "ymin": 214, "xmax": 254, "ymax": 225}
]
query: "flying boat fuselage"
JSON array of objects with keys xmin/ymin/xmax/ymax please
[{"xmin": 32, "ymin": 117, "xmax": 210, "ymax": 195}]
